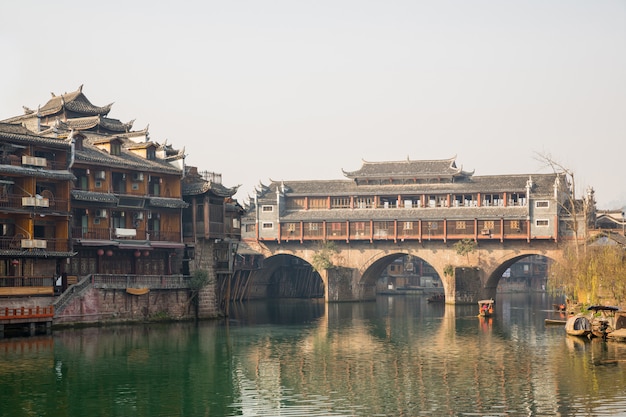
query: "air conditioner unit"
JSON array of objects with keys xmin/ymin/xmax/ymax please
[
  {"xmin": 95, "ymin": 171, "xmax": 106, "ymax": 180},
  {"xmin": 132, "ymin": 172, "xmax": 144, "ymax": 181},
  {"xmin": 22, "ymin": 156, "xmax": 47, "ymax": 167},
  {"xmin": 21, "ymin": 196, "xmax": 50, "ymax": 207},
  {"xmin": 21, "ymin": 239, "xmax": 47, "ymax": 249},
  {"xmin": 95, "ymin": 209, "xmax": 107, "ymax": 218},
  {"xmin": 134, "ymin": 212, "xmax": 144, "ymax": 220}
]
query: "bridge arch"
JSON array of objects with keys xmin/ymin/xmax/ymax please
[
  {"xmin": 243, "ymin": 240, "xmax": 568, "ymax": 304},
  {"xmin": 253, "ymin": 253, "xmax": 324, "ymax": 299}
]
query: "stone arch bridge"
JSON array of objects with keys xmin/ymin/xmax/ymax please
[{"xmin": 243, "ymin": 240, "xmax": 568, "ymax": 304}]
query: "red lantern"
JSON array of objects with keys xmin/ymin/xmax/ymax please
[
  {"xmin": 143, "ymin": 250, "xmax": 150, "ymax": 257},
  {"xmin": 97, "ymin": 249, "xmax": 104, "ymax": 256},
  {"xmin": 134, "ymin": 250, "xmax": 141, "ymax": 258},
  {"xmin": 106, "ymin": 250, "xmax": 113, "ymax": 257},
  {"xmin": 11, "ymin": 259, "xmax": 19, "ymax": 266}
]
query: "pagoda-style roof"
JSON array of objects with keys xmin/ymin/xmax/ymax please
[
  {"xmin": 39, "ymin": 116, "xmax": 133, "ymax": 135},
  {"xmin": 72, "ymin": 137, "xmax": 183, "ymax": 175},
  {"xmin": 257, "ymin": 173, "xmax": 561, "ymax": 200},
  {"xmin": 38, "ymin": 85, "xmax": 112, "ymax": 118},
  {"xmin": 0, "ymin": 122, "xmax": 72, "ymax": 149},
  {"xmin": 182, "ymin": 167, "xmax": 239, "ymax": 198},
  {"xmin": 342, "ymin": 157, "xmax": 474, "ymax": 182}
]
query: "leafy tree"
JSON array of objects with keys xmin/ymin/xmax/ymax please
[
  {"xmin": 454, "ymin": 238, "xmax": 477, "ymax": 264},
  {"xmin": 311, "ymin": 241, "xmax": 338, "ymax": 272}
]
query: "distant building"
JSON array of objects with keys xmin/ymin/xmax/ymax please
[{"xmin": 242, "ymin": 157, "xmax": 595, "ymax": 244}]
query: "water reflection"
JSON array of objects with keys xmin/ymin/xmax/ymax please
[{"xmin": 1, "ymin": 294, "xmax": 626, "ymax": 416}]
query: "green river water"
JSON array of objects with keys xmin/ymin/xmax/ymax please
[{"xmin": 1, "ymin": 293, "xmax": 626, "ymax": 416}]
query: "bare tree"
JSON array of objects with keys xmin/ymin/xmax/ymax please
[{"xmin": 534, "ymin": 151, "xmax": 595, "ymax": 258}]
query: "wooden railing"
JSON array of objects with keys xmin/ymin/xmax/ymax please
[
  {"xmin": 71, "ymin": 227, "xmax": 182, "ymax": 242},
  {"xmin": 0, "ymin": 237, "xmax": 71, "ymax": 252},
  {"xmin": 54, "ymin": 274, "xmax": 191, "ymax": 314},
  {"xmin": 0, "ymin": 306, "xmax": 54, "ymax": 320},
  {"xmin": 0, "ymin": 194, "xmax": 68, "ymax": 211}
]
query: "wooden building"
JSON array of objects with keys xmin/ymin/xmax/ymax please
[
  {"xmin": 0, "ymin": 123, "xmax": 75, "ymax": 296},
  {"xmin": 242, "ymin": 157, "xmax": 594, "ymax": 244},
  {"xmin": 2, "ymin": 86, "xmax": 190, "ymax": 284}
]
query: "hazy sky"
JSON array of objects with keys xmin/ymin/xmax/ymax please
[{"xmin": 1, "ymin": 1, "xmax": 624, "ymax": 209}]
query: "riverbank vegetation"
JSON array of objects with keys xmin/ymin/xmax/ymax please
[{"xmin": 550, "ymin": 243, "xmax": 626, "ymax": 306}]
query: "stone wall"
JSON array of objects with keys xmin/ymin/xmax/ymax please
[
  {"xmin": 54, "ymin": 287, "xmax": 194, "ymax": 326},
  {"xmin": 188, "ymin": 239, "xmax": 221, "ymax": 319}
]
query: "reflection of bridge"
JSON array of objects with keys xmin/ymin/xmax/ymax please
[
  {"xmin": 245, "ymin": 239, "xmax": 565, "ymax": 303},
  {"xmin": 241, "ymin": 157, "xmax": 591, "ymax": 304}
]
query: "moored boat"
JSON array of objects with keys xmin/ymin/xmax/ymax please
[
  {"xmin": 427, "ymin": 293, "xmax": 445, "ymax": 303},
  {"xmin": 478, "ymin": 299, "xmax": 494, "ymax": 317},
  {"xmin": 588, "ymin": 305, "xmax": 622, "ymax": 340},
  {"xmin": 565, "ymin": 314, "xmax": 592, "ymax": 337}
]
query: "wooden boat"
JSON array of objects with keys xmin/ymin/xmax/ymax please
[
  {"xmin": 545, "ymin": 318, "xmax": 567, "ymax": 325},
  {"xmin": 126, "ymin": 287, "xmax": 150, "ymax": 296},
  {"xmin": 427, "ymin": 293, "xmax": 445, "ymax": 303},
  {"xmin": 478, "ymin": 299, "xmax": 494, "ymax": 317},
  {"xmin": 565, "ymin": 314, "xmax": 592, "ymax": 337},
  {"xmin": 588, "ymin": 305, "xmax": 621, "ymax": 340}
]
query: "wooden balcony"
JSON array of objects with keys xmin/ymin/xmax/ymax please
[
  {"xmin": 0, "ymin": 276, "xmax": 55, "ymax": 296},
  {"xmin": 0, "ymin": 194, "xmax": 68, "ymax": 211},
  {"xmin": 72, "ymin": 227, "xmax": 182, "ymax": 243},
  {"xmin": 0, "ymin": 237, "xmax": 71, "ymax": 252}
]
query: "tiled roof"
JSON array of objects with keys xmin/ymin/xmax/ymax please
[
  {"xmin": 263, "ymin": 173, "xmax": 560, "ymax": 198},
  {"xmin": 0, "ymin": 122, "xmax": 72, "ymax": 148},
  {"xmin": 71, "ymin": 190, "xmax": 119, "ymax": 204},
  {"xmin": 38, "ymin": 86, "xmax": 112, "ymax": 117},
  {"xmin": 342, "ymin": 157, "xmax": 472, "ymax": 180},
  {"xmin": 0, "ymin": 164, "xmax": 76, "ymax": 181},
  {"xmin": 0, "ymin": 249, "xmax": 77, "ymax": 258},
  {"xmin": 42, "ymin": 116, "xmax": 132, "ymax": 134},
  {"xmin": 182, "ymin": 171, "xmax": 239, "ymax": 197},
  {"xmin": 280, "ymin": 206, "xmax": 530, "ymax": 222},
  {"xmin": 73, "ymin": 136, "xmax": 183, "ymax": 175},
  {"xmin": 148, "ymin": 197, "xmax": 189, "ymax": 209}
]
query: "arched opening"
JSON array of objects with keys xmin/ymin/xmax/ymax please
[
  {"xmin": 256, "ymin": 254, "xmax": 324, "ymax": 299},
  {"xmin": 361, "ymin": 253, "xmax": 443, "ymax": 296},
  {"xmin": 487, "ymin": 255, "xmax": 553, "ymax": 295}
]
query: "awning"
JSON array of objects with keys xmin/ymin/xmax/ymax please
[
  {"xmin": 75, "ymin": 239, "xmax": 119, "ymax": 247},
  {"xmin": 117, "ymin": 242, "xmax": 153, "ymax": 251},
  {"xmin": 149, "ymin": 242, "xmax": 185, "ymax": 249}
]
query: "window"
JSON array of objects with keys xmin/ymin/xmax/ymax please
[
  {"xmin": 355, "ymin": 197, "xmax": 374, "ymax": 209},
  {"xmin": 308, "ymin": 223, "xmax": 319, "ymax": 231},
  {"xmin": 286, "ymin": 198, "xmax": 305, "ymax": 210},
  {"xmin": 111, "ymin": 142, "xmax": 121, "ymax": 156},
  {"xmin": 484, "ymin": 221, "xmax": 495, "ymax": 230},
  {"xmin": 95, "ymin": 180, "xmax": 102, "ymax": 189},
  {"xmin": 536, "ymin": 219, "xmax": 549, "ymax": 227},
  {"xmin": 403, "ymin": 222, "xmax": 413, "ymax": 230},
  {"xmin": 262, "ymin": 206, "xmax": 273, "ymax": 212},
  {"xmin": 287, "ymin": 223, "xmax": 296, "ymax": 232},
  {"xmin": 262, "ymin": 222, "xmax": 273, "ymax": 229},
  {"xmin": 535, "ymin": 201, "xmax": 549, "ymax": 208},
  {"xmin": 308, "ymin": 198, "xmax": 327, "ymax": 209},
  {"xmin": 456, "ymin": 221, "xmax": 466, "ymax": 230},
  {"xmin": 331, "ymin": 197, "xmax": 350, "ymax": 209},
  {"xmin": 510, "ymin": 220, "xmax": 520, "ymax": 230}
]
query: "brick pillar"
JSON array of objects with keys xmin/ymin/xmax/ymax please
[{"xmin": 189, "ymin": 240, "xmax": 220, "ymax": 319}]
